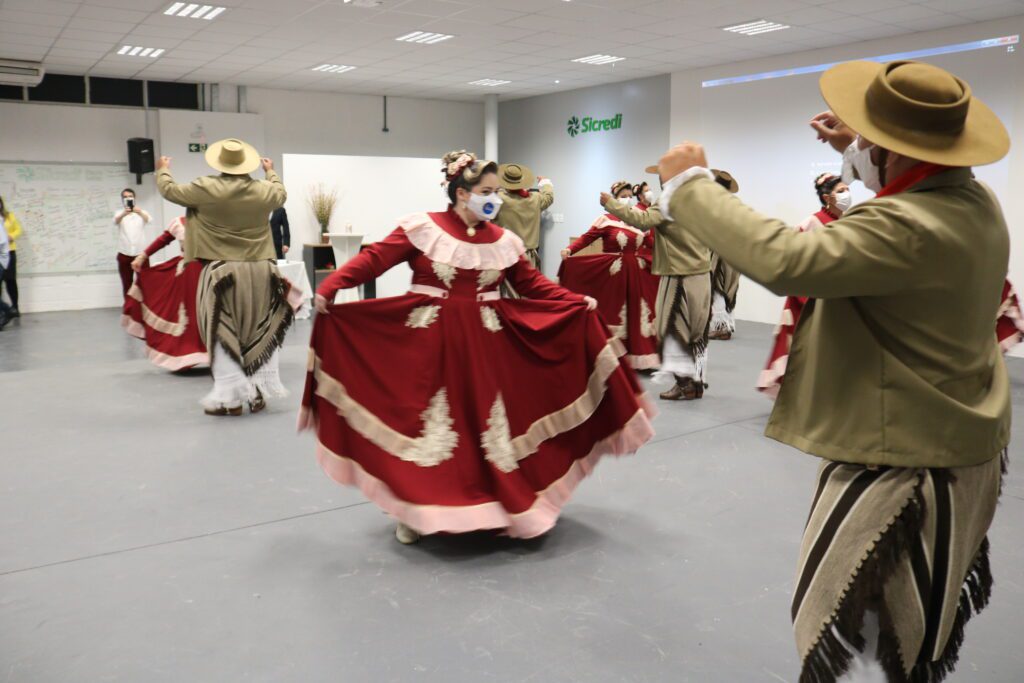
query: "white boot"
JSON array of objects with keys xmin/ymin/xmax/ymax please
[{"xmin": 395, "ymin": 522, "xmax": 421, "ymax": 545}]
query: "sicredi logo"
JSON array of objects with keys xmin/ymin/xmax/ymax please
[{"xmin": 567, "ymin": 113, "xmax": 623, "ymax": 138}]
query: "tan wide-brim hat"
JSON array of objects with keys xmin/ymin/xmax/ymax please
[
  {"xmin": 205, "ymin": 138, "xmax": 261, "ymax": 175},
  {"xmin": 820, "ymin": 60, "xmax": 1009, "ymax": 167},
  {"xmin": 711, "ymin": 169, "xmax": 739, "ymax": 193},
  {"xmin": 498, "ymin": 163, "xmax": 536, "ymax": 191},
  {"xmin": 644, "ymin": 165, "xmax": 659, "ymax": 175}
]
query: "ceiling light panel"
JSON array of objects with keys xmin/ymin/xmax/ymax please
[
  {"xmin": 164, "ymin": 3, "xmax": 227, "ymax": 20},
  {"xmin": 312, "ymin": 64, "xmax": 357, "ymax": 73},
  {"xmin": 468, "ymin": 79, "xmax": 510, "ymax": 86},
  {"xmin": 396, "ymin": 31, "xmax": 455, "ymax": 44},
  {"xmin": 722, "ymin": 19, "xmax": 790, "ymax": 36},
  {"xmin": 572, "ymin": 54, "xmax": 625, "ymax": 65},
  {"xmin": 117, "ymin": 45, "xmax": 165, "ymax": 58}
]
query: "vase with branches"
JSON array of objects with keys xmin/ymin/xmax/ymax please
[{"xmin": 308, "ymin": 184, "xmax": 338, "ymax": 242}]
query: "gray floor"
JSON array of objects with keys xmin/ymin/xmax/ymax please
[{"xmin": 1, "ymin": 309, "xmax": 1022, "ymax": 683}]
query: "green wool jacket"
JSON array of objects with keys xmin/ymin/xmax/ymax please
[
  {"xmin": 157, "ymin": 168, "xmax": 286, "ymax": 263},
  {"xmin": 667, "ymin": 167, "xmax": 1010, "ymax": 469},
  {"xmin": 605, "ymin": 198, "xmax": 711, "ymax": 276}
]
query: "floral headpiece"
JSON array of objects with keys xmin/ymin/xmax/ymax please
[{"xmin": 445, "ymin": 153, "xmax": 475, "ymax": 182}]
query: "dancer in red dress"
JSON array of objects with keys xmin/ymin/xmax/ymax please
[
  {"xmin": 757, "ymin": 174, "xmax": 848, "ymax": 396},
  {"xmin": 123, "ymin": 216, "xmax": 308, "ymax": 373},
  {"xmin": 301, "ymin": 152, "xmax": 655, "ymax": 544},
  {"xmin": 558, "ymin": 181, "xmax": 660, "ymax": 370},
  {"xmin": 122, "ymin": 217, "xmax": 209, "ymax": 371}
]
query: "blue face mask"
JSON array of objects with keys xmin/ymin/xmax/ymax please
[{"xmin": 467, "ymin": 191, "xmax": 503, "ymax": 221}]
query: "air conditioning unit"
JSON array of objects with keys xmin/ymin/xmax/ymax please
[{"xmin": 0, "ymin": 59, "xmax": 45, "ymax": 87}]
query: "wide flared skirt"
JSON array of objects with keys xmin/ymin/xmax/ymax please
[
  {"xmin": 299, "ymin": 293, "xmax": 656, "ymax": 538},
  {"xmin": 558, "ymin": 253, "xmax": 660, "ymax": 369},
  {"xmin": 121, "ymin": 257, "xmax": 209, "ymax": 371}
]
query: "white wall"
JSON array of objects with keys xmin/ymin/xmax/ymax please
[
  {"xmin": 282, "ymin": 154, "xmax": 446, "ymax": 298},
  {"xmin": 0, "ymin": 102, "xmax": 161, "ymax": 312},
  {"xmin": 0, "ymin": 89, "xmax": 485, "ymax": 312},
  {"xmin": 246, "ymin": 89, "xmax": 485, "ymax": 171},
  {"xmin": 669, "ymin": 16, "xmax": 1024, "ymax": 337},
  {"xmin": 498, "ymin": 75, "xmax": 671, "ymax": 276}
]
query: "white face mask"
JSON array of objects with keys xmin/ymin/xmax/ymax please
[
  {"xmin": 643, "ymin": 190, "xmax": 654, "ymax": 204},
  {"xmin": 845, "ymin": 139, "xmax": 883, "ymax": 193},
  {"xmin": 833, "ymin": 190, "xmax": 852, "ymax": 213},
  {"xmin": 619, "ymin": 195, "xmax": 634, "ymax": 206},
  {"xmin": 465, "ymin": 191, "xmax": 502, "ymax": 221}
]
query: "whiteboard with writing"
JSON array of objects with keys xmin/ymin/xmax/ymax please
[{"xmin": 0, "ymin": 162, "xmax": 132, "ymax": 275}]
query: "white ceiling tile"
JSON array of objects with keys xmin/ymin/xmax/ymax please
[{"xmin": 953, "ymin": 2, "xmax": 1024, "ymax": 21}]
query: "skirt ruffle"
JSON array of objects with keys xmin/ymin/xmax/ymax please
[
  {"xmin": 558, "ymin": 253, "xmax": 660, "ymax": 370},
  {"xmin": 300, "ymin": 293, "xmax": 656, "ymax": 538},
  {"xmin": 121, "ymin": 257, "xmax": 209, "ymax": 371}
]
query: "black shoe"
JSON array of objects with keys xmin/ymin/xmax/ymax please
[
  {"xmin": 0, "ymin": 313, "xmax": 8, "ymax": 331},
  {"xmin": 8, "ymin": 308, "xmax": 19, "ymax": 318}
]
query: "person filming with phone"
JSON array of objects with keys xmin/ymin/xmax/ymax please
[{"xmin": 114, "ymin": 187, "xmax": 152, "ymax": 298}]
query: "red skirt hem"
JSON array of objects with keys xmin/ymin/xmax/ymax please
[{"xmin": 312, "ymin": 407, "xmax": 654, "ymax": 539}]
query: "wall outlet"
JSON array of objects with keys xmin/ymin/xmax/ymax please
[{"xmin": 552, "ymin": 213, "xmax": 565, "ymax": 223}]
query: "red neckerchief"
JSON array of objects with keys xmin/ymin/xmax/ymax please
[
  {"xmin": 815, "ymin": 209, "xmax": 837, "ymax": 226},
  {"xmin": 636, "ymin": 202, "xmax": 650, "ymax": 211},
  {"xmin": 516, "ymin": 189, "xmax": 530, "ymax": 198},
  {"xmin": 875, "ymin": 162, "xmax": 950, "ymax": 198}
]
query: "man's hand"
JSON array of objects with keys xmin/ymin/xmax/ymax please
[
  {"xmin": 583, "ymin": 296, "xmax": 597, "ymax": 311},
  {"xmin": 810, "ymin": 111, "xmax": 857, "ymax": 153},
  {"xmin": 156, "ymin": 156, "xmax": 171, "ymax": 170},
  {"xmin": 658, "ymin": 142, "xmax": 708, "ymax": 183},
  {"xmin": 282, "ymin": 245, "xmax": 289, "ymax": 254},
  {"xmin": 314, "ymin": 294, "xmax": 329, "ymax": 314},
  {"xmin": 261, "ymin": 158, "xmax": 274, "ymax": 172},
  {"xmin": 131, "ymin": 254, "xmax": 147, "ymax": 272},
  {"xmin": 599, "ymin": 192, "xmax": 613, "ymax": 207},
  {"xmin": 132, "ymin": 206, "xmax": 142, "ymax": 214},
  {"xmin": 560, "ymin": 248, "xmax": 571, "ymax": 260}
]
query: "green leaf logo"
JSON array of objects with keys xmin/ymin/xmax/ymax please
[{"xmin": 567, "ymin": 116, "xmax": 581, "ymax": 137}]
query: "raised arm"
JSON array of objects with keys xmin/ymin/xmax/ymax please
[
  {"xmin": 144, "ymin": 230, "xmax": 177, "ymax": 257},
  {"xmin": 261, "ymin": 169, "xmax": 287, "ymax": 210},
  {"xmin": 536, "ymin": 179, "xmax": 555, "ymax": 211},
  {"xmin": 664, "ymin": 174, "xmax": 928, "ymax": 299},
  {"xmin": 316, "ymin": 228, "xmax": 417, "ymax": 303},
  {"xmin": 505, "ymin": 257, "xmax": 586, "ymax": 303},
  {"xmin": 156, "ymin": 169, "xmax": 209, "ymax": 208},
  {"xmin": 566, "ymin": 225, "xmax": 603, "ymax": 255},
  {"xmin": 604, "ymin": 197, "xmax": 665, "ymax": 230}
]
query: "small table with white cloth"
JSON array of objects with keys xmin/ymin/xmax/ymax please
[{"xmin": 276, "ymin": 260, "xmax": 313, "ymax": 320}]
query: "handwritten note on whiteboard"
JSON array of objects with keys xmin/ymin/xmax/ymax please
[{"xmin": 0, "ymin": 162, "xmax": 131, "ymax": 275}]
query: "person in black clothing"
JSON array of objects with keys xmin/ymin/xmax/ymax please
[{"xmin": 270, "ymin": 207, "xmax": 290, "ymax": 260}]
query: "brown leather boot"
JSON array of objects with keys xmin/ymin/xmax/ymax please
[
  {"xmin": 659, "ymin": 377, "xmax": 705, "ymax": 401},
  {"xmin": 249, "ymin": 389, "xmax": 266, "ymax": 414},
  {"xmin": 204, "ymin": 405, "xmax": 243, "ymax": 416}
]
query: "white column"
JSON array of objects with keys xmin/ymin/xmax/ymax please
[{"xmin": 484, "ymin": 93, "xmax": 499, "ymax": 162}]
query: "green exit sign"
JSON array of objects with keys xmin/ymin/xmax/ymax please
[{"xmin": 188, "ymin": 143, "xmax": 208, "ymax": 152}]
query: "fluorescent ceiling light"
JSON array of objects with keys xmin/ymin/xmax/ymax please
[
  {"xmin": 396, "ymin": 31, "xmax": 454, "ymax": 44},
  {"xmin": 164, "ymin": 2, "xmax": 226, "ymax": 19},
  {"xmin": 312, "ymin": 64, "xmax": 357, "ymax": 73},
  {"xmin": 722, "ymin": 19, "xmax": 790, "ymax": 36},
  {"xmin": 469, "ymin": 79, "xmax": 510, "ymax": 87},
  {"xmin": 118, "ymin": 45, "xmax": 165, "ymax": 58},
  {"xmin": 572, "ymin": 54, "xmax": 625, "ymax": 65}
]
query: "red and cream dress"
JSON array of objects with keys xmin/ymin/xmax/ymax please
[
  {"xmin": 300, "ymin": 207, "xmax": 656, "ymax": 539},
  {"xmin": 758, "ymin": 209, "xmax": 1024, "ymax": 396},
  {"xmin": 557, "ymin": 213, "xmax": 660, "ymax": 370},
  {"xmin": 122, "ymin": 217, "xmax": 209, "ymax": 371}
]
